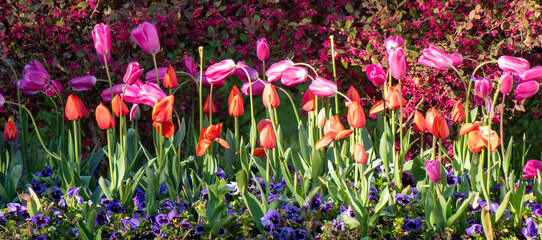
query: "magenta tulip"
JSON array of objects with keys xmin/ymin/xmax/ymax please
[
  {"xmin": 473, "ymin": 76, "xmax": 492, "ymax": 99},
  {"xmin": 131, "ymin": 21, "xmax": 160, "ymax": 55},
  {"xmin": 281, "ymin": 66, "xmax": 308, "ymax": 86},
  {"xmin": 309, "ymin": 77, "xmax": 337, "ymax": 97},
  {"xmin": 129, "ymin": 104, "xmax": 140, "ymax": 121},
  {"xmin": 123, "ymin": 62, "xmax": 144, "ymax": 85},
  {"xmin": 70, "ymin": 75, "xmax": 97, "ymax": 91},
  {"xmin": 519, "ymin": 66, "xmax": 542, "ymax": 83},
  {"xmin": 523, "ymin": 160, "xmax": 542, "ymax": 178},
  {"xmin": 497, "ymin": 56, "xmax": 530, "ymax": 75},
  {"xmin": 183, "ymin": 56, "xmax": 197, "ymax": 76},
  {"xmin": 0, "ymin": 94, "xmax": 4, "ymax": 108},
  {"xmin": 366, "ymin": 63, "xmax": 387, "ymax": 87},
  {"xmin": 234, "ymin": 61, "xmax": 259, "ymax": 83},
  {"xmin": 500, "ymin": 71, "xmax": 513, "ymax": 95},
  {"xmin": 425, "ymin": 160, "xmax": 442, "ymax": 183},
  {"xmin": 449, "ymin": 53, "xmax": 463, "ymax": 66},
  {"xmin": 195, "ymin": 72, "xmax": 223, "ymax": 88},
  {"xmin": 266, "ymin": 60, "xmax": 294, "ymax": 83},
  {"xmin": 96, "ymin": 51, "xmax": 111, "ymax": 66},
  {"xmin": 101, "ymin": 84, "xmax": 140, "ymax": 103},
  {"xmin": 241, "ymin": 80, "xmax": 266, "ymax": 96},
  {"xmin": 205, "ymin": 59, "xmax": 236, "ymax": 85},
  {"xmin": 145, "ymin": 67, "xmax": 168, "ymax": 83},
  {"xmin": 256, "ymin": 38, "xmax": 269, "ymax": 61},
  {"xmin": 45, "ymin": 80, "xmax": 63, "ymax": 97},
  {"xmin": 91, "ymin": 24, "xmax": 111, "ymax": 56},
  {"xmin": 388, "ymin": 48, "xmax": 406, "ymax": 80},
  {"xmin": 384, "ymin": 36, "xmax": 404, "ymax": 51},
  {"xmin": 418, "ymin": 45, "xmax": 453, "ymax": 69},
  {"xmin": 514, "ymin": 80, "xmax": 539, "ymax": 101},
  {"xmin": 18, "ymin": 60, "xmax": 51, "ymax": 95},
  {"xmin": 139, "ymin": 82, "xmax": 167, "ymax": 106}
]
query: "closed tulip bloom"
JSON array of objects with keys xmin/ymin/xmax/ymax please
[
  {"xmin": 388, "ymin": 47, "xmax": 406, "ymax": 80},
  {"xmin": 256, "ymin": 38, "xmax": 269, "ymax": 62},
  {"xmin": 95, "ymin": 103, "xmax": 115, "ymax": 130},
  {"xmin": 196, "ymin": 123, "xmax": 230, "ymax": 156},
  {"xmin": 266, "ymin": 60, "xmax": 294, "ymax": 82},
  {"xmin": 131, "ymin": 21, "xmax": 160, "ymax": 55},
  {"xmin": 450, "ymin": 53, "xmax": 463, "ymax": 67},
  {"xmin": 309, "ymin": 77, "xmax": 337, "ymax": 97},
  {"xmin": 302, "ymin": 90, "xmax": 316, "ymax": 112},
  {"xmin": 514, "ymin": 81, "xmax": 539, "ymax": 101},
  {"xmin": 473, "ymin": 77, "xmax": 492, "ymax": 99},
  {"xmin": 45, "ymin": 80, "xmax": 63, "ymax": 97},
  {"xmin": 523, "ymin": 160, "xmax": 542, "ymax": 178},
  {"xmin": 124, "ymin": 62, "xmax": 144, "ymax": 85},
  {"xmin": 451, "ymin": 100, "xmax": 465, "ymax": 123},
  {"xmin": 497, "ymin": 56, "xmax": 530, "ymax": 75},
  {"xmin": 317, "ymin": 108, "xmax": 326, "ymax": 128},
  {"xmin": 348, "ymin": 102, "xmax": 366, "ymax": 128},
  {"xmin": 500, "ymin": 71, "xmax": 513, "ymax": 94},
  {"xmin": 163, "ymin": 65, "xmax": 178, "ymax": 89},
  {"xmin": 71, "ymin": 75, "xmax": 97, "ymax": 91},
  {"xmin": 4, "ymin": 121, "xmax": 17, "ymax": 140},
  {"xmin": 260, "ymin": 124, "xmax": 276, "ymax": 149},
  {"xmin": 92, "ymin": 24, "xmax": 111, "ymax": 56},
  {"xmin": 345, "ymin": 86, "xmax": 361, "ymax": 108},
  {"xmin": 129, "ymin": 104, "xmax": 140, "ymax": 121},
  {"xmin": 205, "ymin": 59, "xmax": 236, "ymax": 85},
  {"xmin": 241, "ymin": 80, "xmax": 266, "ymax": 96},
  {"xmin": 388, "ymin": 89, "xmax": 406, "ymax": 109},
  {"xmin": 519, "ymin": 66, "xmax": 542, "ymax": 83},
  {"xmin": 413, "ymin": 110, "xmax": 426, "ymax": 133},
  {"xmin": 425, "ymin": 160, "xmax": 442, "ymax": 183},
  {"xmin": 281, "ymin": 66, "xmax": 308, "ymax": 86},
  {"xmin": 432, "ymin": 115, "xmax": 449, "ymax": 139},
  {"xmin": 111, "ymin": 95, "xmax": 129, "ymax": 117},
  {"xmin": 65, "ymin": 95, "xmax": 87, "ymax": 120},
  {"xmin": 18, "ymin": 60, "xmax": 50, "ymax": 95},
  {"xmin": 354, "ymin": 144, "xmax": 368, "ymax": 164},
  {"xmin": 366, "ymin": 63, "xmax": 387, "ymax": 87},
  {"xmin": 96, "ymin": 51, "xmax": 111, "ymax": 66},
  {"xmin": 384, "ymin": 36, "xmax": 404, "ymax": 51},
  {"xmin": 234, "ymin": 61, "xmax": 259, "ymax": 83},
  {"xmin": 183, "ymin": 56, "xmax": 198, "ymax": 77},
  {"xmin": 152, "ymin": 95, "xmax": 174, "ymax": 123},
  {"xmin": 228, "ymin": 86, "xmax": 244, "ymax": 117},
  {"xmin": 418, "ymin": 45, "xmax": 453, "ymax": 69},
  {"xmin": 425, "ymin": 108, "xmax": 438, "ymax": 135},
  {"xmin": 145, "ymin": 67, "xmax": 167, "ymax": 83},
  {"xmin": 262, "ymin": 84, "xmax": 280, "ymax": 108},
  {"xmin": 203, "ymin": 94, "xmax": 217, "ymax": 115},
  {"xmin": 257, "ymin": 119, "xmax": 275, "ymax": 133}
]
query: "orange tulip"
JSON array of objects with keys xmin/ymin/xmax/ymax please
[
  {"xmin": 345, "ymin": 86, "xmax": 360, "ymax": 108},
  {"xmin": 4, "ymin": 121, "xmax": 17, "ymax": 140},
  {"xmin": 464, "ymin": 124, "xmax": 500, "ymax": 153},
  {"xmin": 163, "ymin": 65, "xmax": 178, "ymax": 89},
  {"xmin": 253, "ymin": 147, "xmax": 266, "ymax": 160},
  {"xmin": 413, "ymin": 110, "xmax": 426, "ymax": 132},
  {"xmin": 152, "ymin": 95, "xmax": 174, "ymax": 123},
  {"xmin": 111, "ymin": 95, "xmax": 129, "ymax": 117},
  {"xmin": 478, "ymin": 126, "xmax": 500, "ymax": 152},
  {"xmin": 260, "ymin": 124, "xmax": 277, "ymax": 149},
  {"xmin": 153, "ymin": 121, "xmax": 175, "ymax": 138},
  {"xmin": 460, "ymin": 123, "xmax": 479, "ymax": 136},
  {"xmin": 425, "ymin": 108, "xmax": 438, "ymax": 135},
  {"xmin": 203, "ymin": 94, "xmax": 217, "ymax": 115},
  {"xmin": 348, "ymin": 102, "xmax": 366, "ymax": 128},
  {"xmin": 354, "ymin": 144, "xmax": 368, "ymax": 164},
  {"xmin": 65, "ymin": 94, "xmax": 87, "ymax": 120},
  {"xmin": 451, "ymin": 100, "xmax": 465, "ymax": 123},
  {"xmin": 432, "ymin": 115, "xmax": 449, "ymax": 139},
  {"xmin": 228, "ymin": 86, "xmax": 244, "ymax": 117},
  {"xmin": 302, "ymin": 90, "xmax": 316, "ymax": 112},
  {"xmin": 95, "ymin": 103, "xmax": 115, "ymax": 130},
  {"xmin": 467, "ymin": 130, "xmax": 485, "ymax": 153},
  {"xmin": 196, "ymin": 123, "xmax": 230, "ymax": 156},
  {"xmin": 315, "ymin": 116, "xmax": 353, "ymax": 150},
  {"xmin": 368, "ymin": 84, "xmax": 405, "ymax": 114},
  {"xmin": 257, "ymin": 119, "xmax": 275, "ymax": 132},
  {"xmin": 262, "ymin": 83, "xmax": 280, "ymax": 109}
]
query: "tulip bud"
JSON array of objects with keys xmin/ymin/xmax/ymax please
[
  {"xmin": 302, "ymin": 90, "xmax": 316, "ymax": 112},
  {"xmin": 451, "ymin": 100, "xmax": 465, "ymax": 123},
  {"xmin": 413, "ymin": 110, "xmax": 426, "ymax": 133},
  {"xmin": 281, "ymin": 66, "xmax": 308, "ymax": 86},
  {"xmin": 366, "ymin": 63, "xmax": 387, "ymax": 87},
  {"xmin": 71, "ymin": 75, "xmax": 97, "ymax": 91},
  {"xmin": 152, "ymin": 95, "xmax": 174, "ymax": 123},
  {"xmin": 241, "ymin": 80, "xmax": 266, "ymax": 96},
  {"xmin": 95, "ymin": 103, "xmax": 115, "ymax": 130},
  {"xmin": 257, "ymin": 119, "xmax": 274, "ymax": 133},
  {"xmin": 449, "ymin": 53, "xmax": 463, "ymax": 67},
  {"xmin": 203, "ymin": 94, "xmax": 217, "ymax": 115},
  {"xmin": 418, "ymin": 45, "xmax": 453, "ymax": 69},
  {"xmin": 131, "ymin": 21, "xmax": 160, "ymax": 55},
  {"xmin": 348, "ymin": 102, "xmax": 366, "ymax": 128},
  {"xmin": 129, "ymin": 104, "xmax": 140, "ymax": 121},
  {"xmin": 309, "ymin": 77, "xmax": 337, "ymax": 97},
  {"xmin": 65, "ymin": 95, "xmax": 87, "ymax": 120},
  {"xmin": 514, "ymin": 80, "xmax": 539, "ymax": 101},
  {"xmin": 317, "ymin": 108, "xmax": 326, "ymax": 128},
  {"xmin": 384, "ymin": 36, "xmax": 405, "ymax": 51},
  {"xmin": 266, "ymin": 60, "xmax": 294, "ymax": 83},
  {"xmin": 92, "ymin": 24, "xmax": 111, "ymax": 56},
  {"xmin": 183, "ymin": 56, "xmax": 197, "ymax": 77},
  {"xmin": 124, "ymin": 62, "xmax": 144, "ymax": 85},
  {"xmin": 425, "ymin": 108, "xmax": 438, "ymax": 135},
  {"xmin": 205, "ymin": 59, "xmax": 236, "ymax": 85},
  {"xmin": 388, "ymin": 47, "xmax": 406, "ymax": 80},
  {"xmin": 500, "ymin": 71, "xmax": 513, "ymax": 94},
  {"xmin": 523, "ymin": 160, "xmax": 542, "ymax": 178},
  {"xmin": 432, "ymin": 115, "xmax": 450, "ymax": 139},
  {"xmin": 260, "ymin": 124, "xmax": 276, "ymax": 149},
  {"xmin": 497, "ymin": 56, "xmax": 530, "ymax": 75},
  {"xmin": 4, "ymin": 121, "xmax": 17, "ymax": 140},
  {"xmin": 354, "ymin": 144, "xmax": 368, "ymax": 164},
  {"xmin": 473, "ymin": 76, "xmax": 492, "ymax": 99},
  {"xmin": 228, "ymin": 86, "xmax": 244, "ymax": 117},
  {"xmin": 256, "ymin": 38, "xmax": 269, "ymax": 62},
  {"xmin": 234, "ymin": 61, "xmax": 259, "ymax": 83},
  {"xmin": 519, "ymin": 66, "xmax": 542, "ymax": 83},
  {"xmin": 111, "ymin": 95, "xmax": 129, "ymax": 117},
  {"xmin": 262, "ymin": 84, "xmax": 280, "ymax": 109},
  {"xmin": 45, "ymin": 80, "xmax": 63, "ymax": 97},
  {"xmin": 163, "ymin": 65, "xmax": 178, "ymax": 89},
  {"xmin": 145, "ymin": 67, "xmax": 167, "ymax": 84},
  {"xmin": 425, "ymin": 160, "xmax": 442, "ymax": 183}
]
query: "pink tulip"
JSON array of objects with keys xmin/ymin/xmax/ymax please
[
  {"xmin": 281, "ymin": 66, "xmax": 308, "ymax": 86},
  {"xmin": 129, "ymin": 104, "xmax": 140, "ymax": 121},
  {"xmin": 70, "ymin": 75, "xmax": 97, "ymax": 91},
  {"xmin": 131, "ymin": 21, "xmax": 160, "ymax": 55},
  {"xmin": 514, "ymin": 80, "xmax": 539, "ymax": 101},
  {"xmin": 241, "ymin": 80, "xmax": 266, "ymax": 95},
  {"xmin": 384, "ymin": 36, "xmax": 404, "ymax": 51},
  {"xmin": 45, "ymin": 80, "xmax": 63, "ymax": 97},
  {"xmin": 266, "ymin": 60, "xmax": 294, "ymax": 83},
  {"xmin": 256, "ymin": 38, "xmax": 269, "ymax": 61},
  {"xmin": 388, "ymin": 48, "xmax": 406, "ymax": 80},
  {"xmin": 205, "ymin": 59, "xmax": 236, "ymax": 85},
  {"xmin": 473, "ymin": 76, "xmax": 492, "ymax": 99},
  {"xmin": 449, "ymin": 53, "xmax": 463, "ymax": 66},
  {"xmin": 123, "ymin": 62, "xmax": 144, "ymax": 85},
  {"xmin": 425, "ymin": 160, "xmax": 442, "ymax": 183},
  {"xmin": 101, "ymin": 84, "xmax": 140, "ymax": 103},
  {"xmin": 91, "ymin": 24, "xmax": 111, "ymax": 56},
  {"xmin": 0, "ymin": 94, "xmax": 4, "ymax": 108},
  {"xmin": 139, "ymin": 82, "xmax": 167, "ymax": 106},
  {"xmin": 365, "ymin": 63, "xmax": 386, "ymax": 87},
  {"xmin": 234, "ymin": 61, "xmax": 259, "ymax": 83},
  {"xmin": 418, "ymin": 45, "xmax": 453, "ymax": 69},
  {"xmin": 145, "ymin": 67, "xmax": 167, "ymax": 83},
  {"xmin": 519, "ymin": 66, "xmax": 542, "ymax": 83},
  {"xmin": 499, "ymin": 71, "xmax": 513, "ymax": 94},
  {"xmin": 523, "ymin": 160, "xmax": 542, "ymax": 178},
  {"xmin": 96, "ymin": 51, "xmax": 111, "ymax": 66},
  {"xmin": 309, "ymin": 77, "xmax": 337, "ymax": 97},
  {"xmin": 497, "ymin": 56, "xmax": 530, "ymax": 75},
  {"xmin": 183, "ymin": 56, "xmax": 197, "ymax": 77},
  {"xmin": 196, "ymin": 72, "xmax": 223, "ymax": 88},
  {"xmin": 18, "ymin": 60, "xmax": 51, "ymax": 95}
]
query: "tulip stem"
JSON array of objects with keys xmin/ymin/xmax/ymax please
[
  {"xmin": 500, "ymin": 96, "xmax": 508, "ymax": 187},
  {"xmin": 172, "ymin": 80, "xmax": 196, "ymax": 95},
  {"xmin": 275, "ymin": 86, "xmax": 300, "ymax": 123},
  {"xmin": 73, "ymin": 120, "xmax": 80, "ymax": 173},
  {"xmin": 451, "ymin": 66, "xmax": 468, "ymax": 93},
  {"xmin": 235, "ymin": 117, "xmax": 239, "ymax": 150},
  {"xmin": 329, "ymin": 35, "xmax": 339, "ymax": 116},
  {"xmin": 431, "ymin": 135, "xmax": 436, "ymax": 162},
  {"xmin": 209, "ymin": 85, "xmax": 214, "ymax": 125},
  {"xmin": 198, "ymin": 47, "xmax": 204, "ymax": 130},
  {"xmin": 152, "ymin": 54, "xmax": 160, "ymax": 88},
  {"xmin": 262, "ymin": 61, "xmax": 266, "ymax": 82},
  {"xmin": 106, "ymin": 129, "xmax": 114, "ymax": 195}
]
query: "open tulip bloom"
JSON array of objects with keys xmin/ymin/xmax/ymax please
[{"xmin": 196, "ymin": 123, "xmax": 230, "ymax": 156}]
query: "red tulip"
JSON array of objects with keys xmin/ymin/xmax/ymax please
[
  {"xmin": 228, "ymin": 86, "xmax": 244, "ymax": 117},
  {"xmin": 152, "ymin": 95, "xmax": 174, "ymax": 123},
  {"xmin": 368, "ymin": 84, "xmax": 405, "ymax": 114},
  {"xmin": 348, "ymin": 102, "xmax": 365, "ymax": 128},
  {"xmin": 203, "ymin": 94, "xmax": 217, "ymax": 115},
  {"xmin": 65, "ymin": 95, "xmax": 87, "ymax": 120},
  {"xmin": 425, "ymin": 108, "xmax": 438, "ymax": 135},
  {"xmin": 153, "ymin": 121, "xmax": 175, "ymax": 138},
  {"xmin": 432, "ymin": 115, "xmax": 449, "ymax": 139},
  {"xmin": 4, "ymin": 121, "xmax": 17, "ymax": 140},
  {"xmin": 523, "ymin": 160, "xmax": 542, "ymax": 178},
  {"xmin": 413, "ymin": 110, "xmax": 426, "ymax": 133},
  {"xmin": 260, "ymin": 124, "xmax": 276, "ymax": 149},
  {"xmin": 459, "ymin": 123, "xmax": 479, "ymax": 136},
  {"xmin": 163, "ymin": 65, "xmax": 178, "ymax": 89},
  {"xmin": 95, "ymin": 103, "xmax": 115, "ymax": 130},
  {"xmin": 262, "ymin": 84, "xmax": 280, "ymax": 109},
  {"xmin": 354, "ymin": 144, "xmax": 368, "ymax": 164},
  {"xmin": 302, "ymin": 90, "xmax": 316, "ymax": 112},
  {"xmin": 196, "ymin": 123, "xmax": 230, "ymax": 156},
  {"xmin": 111, "ymin": 95, "xmax": 129, "ymax": 117},
  {"xmin": 425, "ymin": 160, "xmax": 442, "ymax": 183},
  {"xmin": 451, "ymin": 100, "xmax": 465, "ymax": 123},
  {"xmin": 345, "ymin": 86, "xmax": 360, "ymax": 108},
  {"xmin": 131, "ymin": 21, "xmax": 160, "ymax": 55}
]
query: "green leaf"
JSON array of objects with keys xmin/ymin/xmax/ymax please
[
  {"xmin": 481, "ymin": 209, "xmax": 494, "ymax": 240},
  {"xmin": 445, "ymin": 193, "xmax": 473, "ymax": 227},
  {"xmin": 244, "ymin": 192, "xmax": 265, "ymax": 231},
  {"xmin": 495, "ymin": 190, "xmax": 511, "ymax": 222}
]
